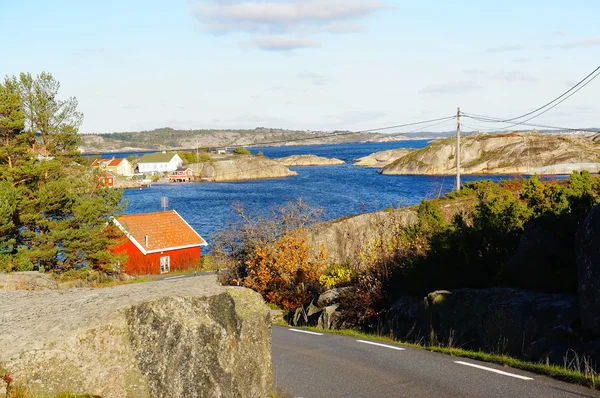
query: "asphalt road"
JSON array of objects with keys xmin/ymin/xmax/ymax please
[{"xmin": 272, "ymin": 326, "xmax": 600, "ymax": 398}]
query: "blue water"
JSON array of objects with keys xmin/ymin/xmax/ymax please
[{"xmin": 122, "ymin": 141, "xmax": 514, "ymax": 244}]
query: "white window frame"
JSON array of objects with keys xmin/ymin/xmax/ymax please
[{"xmin": 160, "ymin": 256, "xmax": 171, "ymax": 274}]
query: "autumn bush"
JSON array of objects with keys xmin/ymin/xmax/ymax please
[{"xmin": 242, "ymin": 229, "xmax": 327, "ymax": 311}]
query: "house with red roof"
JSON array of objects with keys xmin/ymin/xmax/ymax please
[
  {"xmin": 169, "ymin": 167, "xmax": 194, "ymax": 182},
  {"xmin": 92, "ymin": 157, "xmax": 134, "ymax": 176},
  {"xmin": 98, "ymin": 171, "xmax": 115, "ymax": 188},
  {"xmin": 112, "ymin": 210, "xmax": 207, "ymax": 275}
]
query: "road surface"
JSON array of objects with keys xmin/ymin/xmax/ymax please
[{"xmin": 272, "ymin": 326, "xmax": 600, "ymax": 398}]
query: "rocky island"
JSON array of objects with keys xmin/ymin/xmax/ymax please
[
  {"xmin": 354, "ymin": 148, "xmax": 416, "ymax": 168},
  {"xmin": 190, "ymin": 154, "xmax": 297, "ymax": 182},
  {"xmin": 275, "ymin": 154, "xmax": 345, "ymax": 166},
  {"xmin": 381, "ymin": 132, "xmax": 600, "ymax": 175}
]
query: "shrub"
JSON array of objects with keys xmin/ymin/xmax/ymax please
[
  {"xmin": 233, "ymin": 147, "xmax": 250, "ymax": 155},
  {"xmin": 242, "ymin": 229, "xmax": 327, "ymax": 311},
  {"xmin": 319, "ymin": 264, "xmax": 355, "ymax": 289}
]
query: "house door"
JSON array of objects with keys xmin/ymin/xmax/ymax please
[{"xmin": 160, "ymin": 256, "xmax": 170, "ymax": 274}]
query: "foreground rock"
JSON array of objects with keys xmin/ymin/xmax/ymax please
[
  {"xmin": 354, "ymin": 148, "xmax": 416, "ymax": 168},
  {"xmin": 275, "ymin": 154, "xmax": 345, "ymax": 166},
  {"xmin": 0, "ymin": 276, "xmax": 272, "ymax": 397},
  {"xmin": 191, "ymin": 155, "xmax": 297, "ymax": 182},
  {"xmin": 382, "ymin": 132, "xmax": 600, "ymax": 175},
  {"xmin": 576, "ymin": 204, "xmax": 600, "ymax": 335}
]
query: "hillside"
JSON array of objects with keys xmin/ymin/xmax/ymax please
[
  {"xmin": 80, "ymin": 127, "xmax": 405, "ymax": 153},
  {"xmin": 382, "ymin": 132, "xmax": 600, "ymax": 175}
]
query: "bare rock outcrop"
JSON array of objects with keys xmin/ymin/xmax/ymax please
[
  {"xmin": 275, "ymin": 154, "xmax": 344, "ymax": 166},
  {"xmin": 354, "ymin": 148, "xmax": 416, "ymax": 168},
  {"xmin": 576, "ymin": 204, "xmax": 600, "ymax": 335},
  {"xmin": 306, "ymin": 209, "xmax": 418, "ymax": 264},
  {"xmin": 382, "ymin": 133, "xmax": 600, "ymax": 175},
  {"xmin": 0, "ymin": 271, "xmax": 58, "ymax": 290},
  {"xmin": 0, "ymin": 276, "xmax": 272, "ymax": 397},
  {"xmin": 191, "ymin": 155, "xmax": 297, "ymax": 182}
]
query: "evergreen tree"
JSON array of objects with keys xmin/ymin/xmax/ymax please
[{"xmin": 0, "ymin": 72, "xmax": 125, "ymax": 273}]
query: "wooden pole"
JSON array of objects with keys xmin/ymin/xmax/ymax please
[{"xmin": 456, "ymin": 107, "xmax": 461, "ymax": 191}]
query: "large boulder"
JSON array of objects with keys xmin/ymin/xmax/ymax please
[
  {"xmin": 289, "ymin": 288, "xmax": 349, "ymax": 329},
  {"xmin": 504, "ymin": 222, "xmax": 575, "ymax": 293},
  {"xmin": 576, "ymin": 204, "xmax": 600, "ymax": 335},
  {"xmin": 0, "ymin": 276, "xmax": 272, "ymax": 397},
  {"xmin": 383, "ymin": 288, "xmax": 580, "ymax": 362}
]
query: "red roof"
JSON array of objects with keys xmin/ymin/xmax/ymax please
[
  {"xmin": 92, "ymin": 158, "xmax": 125, "ymax": 167},
  {"xmin": 113, "ymin": 210, "xmax": 207, "ymax": 253}
]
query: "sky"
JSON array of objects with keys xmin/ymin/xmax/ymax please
[{"xmin": 1, "ymin": 0, "xmax": 599, "ymax": 134}]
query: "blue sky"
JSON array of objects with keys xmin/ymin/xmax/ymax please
[{"xmin": 1, "ymin": 0, "xmax": 599, "ymax": 134}]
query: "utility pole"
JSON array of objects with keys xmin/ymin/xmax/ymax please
[{"xmin": 456, "ymin": 107, "xmax": 461, "ymax": 191}]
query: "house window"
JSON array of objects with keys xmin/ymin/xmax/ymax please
[{"xmin": 160, "ymin": 256, "xmax": 170, "ymax": 274}]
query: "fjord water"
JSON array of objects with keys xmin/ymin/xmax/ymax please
[{"xmin": 122, "ymin": 141, "xmax": 510, "ymax": 244}]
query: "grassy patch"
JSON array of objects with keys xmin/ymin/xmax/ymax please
[{"xmin": 276, "ymin": 325, "xmax": 599, "ymax": 390}]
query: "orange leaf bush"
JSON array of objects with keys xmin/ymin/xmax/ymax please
[{"xmin": 242, "ymin": 229, "xmax": 327, "ymax": 311}]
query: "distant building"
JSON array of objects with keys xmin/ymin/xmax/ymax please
[
  {"xmin": 137, "ymin": 152, "xmax": 183, "ymax": 174},
  {"xmin": 169, "ymin": 167, "xmax": 194, "ymax": 182},
  {"xmin": 208, "ymin": 147, "xmax": 232, "ymax": 155},
  {"xmin": 92, "ymin": 157, "xmax": 134, "ymax": 176},
  {"xmin": 97, "ymin": 171, "xmax": 115, "ymax": 188},
  {"xmin": 111, "ymin": 210, "xmax": 207, "ymax": 275}
]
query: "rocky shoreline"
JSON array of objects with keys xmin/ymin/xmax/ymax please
[{"xmin": 380, "ymin": 133, "xmax": 600, "ymax": 176}]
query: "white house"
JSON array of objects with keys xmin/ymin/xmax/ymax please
[{"xmin": 137, "ymin": 152, "xmax": 183, "ymax": 174}]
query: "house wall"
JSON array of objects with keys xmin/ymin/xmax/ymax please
[
  {"xmin": 117, "ymin": 160, "xmax": 133, "ymax": 176},
  {"xmin": 112, "ymin": 239, "xmax": 202, "ymax": 275}
]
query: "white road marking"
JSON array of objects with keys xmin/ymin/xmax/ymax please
[
  {"xmin": 454, "ymin": 361, "xmax": 533, "ymax": 380},
  {"xmin": 288, "ymin": 328, "xmax": 324, "ymax": 336},
  {"xmin": 356, "ymin": 340, "xmax": 405, "ymax": 350},
  {"xmin": 163, "ymin": 275, "xmax": 186, "ymax": 280}
]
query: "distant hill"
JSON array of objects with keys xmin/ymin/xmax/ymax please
[{"xmin": 80, "ymin": 127, "xmax": 405, "ymax": 153}]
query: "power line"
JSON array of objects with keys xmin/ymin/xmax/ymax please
[
  {"xmin": 479, "ymin": 64, "xmax": 600, "ymax": 123},
  {"xmin": 462, "ymin": 112, "xmax": 600, "ymax": 133}
]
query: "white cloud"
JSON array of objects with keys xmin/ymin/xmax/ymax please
[
  {"xmin": 485, "ymin": 45, "xmax": 525, "ymax": 53},
  {"xmin": 420, "ymin": 81, "xmax": 482, "ymax": 95},
  {"xmin": 493, "ymin": 71, "xmax": 537, "ymax": 83},
  {"xmin": 297, "ymin": 71, "xmax": 331, "ymax": 86},
  {"xmin": 549, "ymin": 37, "xmax": 600, "ymax": 49},
  {"xmin": 192, "ymin": 0, "xmax": 390, "ymax": 50},
  {"xmin": 249, "ymin": 35, "xmax": 320, "ymax": 51}
]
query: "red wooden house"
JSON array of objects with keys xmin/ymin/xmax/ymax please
[
  {"xmin": 169, "ymin": 167, "xmax": 194, "ymax": 182},
  {"xmin": 98, "ymin": 171, "xmax": 115, "ymax": 188},
  {"xmin": 111, "ymin": 210, "xmax": 208, "ymax": 275}
]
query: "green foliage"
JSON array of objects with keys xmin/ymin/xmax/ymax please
[
  {"xmin": 0, "ymin": 72, "xmax": 126, "ymax": 274},
  {"xmin": 233, "ymin": 147, "xmax": 250, "ymax": 155},
  {"xmin": 126, "ymin": 155, "xmax": 135, "ymax": 163},
  {"xmin": 198, "ymin": 152, "xmax": 211, "ymax": 162},
  {"xmin": 177, "ymin": 151, "xmax": 196, "ymax": 165}
]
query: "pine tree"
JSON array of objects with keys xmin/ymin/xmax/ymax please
[{"xmin": 0, "ymin": 72, "xmax": 126, "ymax": 273}]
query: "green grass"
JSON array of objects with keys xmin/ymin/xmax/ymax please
[{"xmin": 275, "ymin": 324, "xmax": 599, "ymax": 390}]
